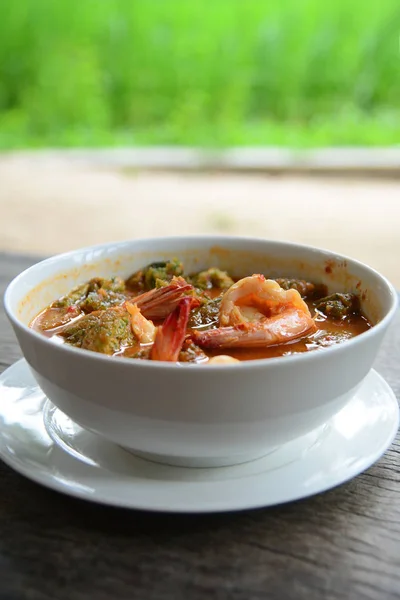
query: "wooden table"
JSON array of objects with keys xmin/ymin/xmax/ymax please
[{"xmin": 1, "ymin": 252, "xmax": 399, "ymax": 600}]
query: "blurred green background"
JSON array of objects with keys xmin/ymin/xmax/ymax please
[{"xmin": 1, "ymin": 0, "xmax": 399, "ymax": 149}]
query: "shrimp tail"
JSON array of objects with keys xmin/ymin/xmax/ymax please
[
  {"xmin": 132, "ymin": 276, "xmax": 197, "ymax": 319},
  {"xmin": 151, "ymin": 297, "xmax": 194, "ymax": 361},
  {"xmin": 192, "ymin": 308, "xmax": 317, "ymax": 349}
]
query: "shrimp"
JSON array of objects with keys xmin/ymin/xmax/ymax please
[
  {"xmin": 130, "ymin": 276, "xmax": 197, "ymax": 320},
  {"xmin": 207, "ymin": 355, "xmax": 240, "ymax": 365},
  {"xmin": 192, "ymin": 274, "xmax": 317, "ymax": 349},
  {"xmin": 151, "ymin": 297, "xmax": 194, "ymax": 362},
  {"xmin": 125, "ymin": 302, "xmax": 156, "ymax": 343}
]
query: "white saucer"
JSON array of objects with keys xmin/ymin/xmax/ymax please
[{"xmin": 0, "ymin": 359, "xmax": 398, "ymax": 513}]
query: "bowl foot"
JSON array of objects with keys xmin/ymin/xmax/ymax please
[{"xmin": 123, "ymin": 448, "xmax": 278, "ymax": 468}]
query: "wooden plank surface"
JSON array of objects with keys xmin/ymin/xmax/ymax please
[{"xmin": 0, "ymin": 253, "xmax": 399, "ymax": 600}]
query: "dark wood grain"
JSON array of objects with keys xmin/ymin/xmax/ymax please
[{"xmin": 0, "ymin": 252, "xmax": 399, "ymax": 600}]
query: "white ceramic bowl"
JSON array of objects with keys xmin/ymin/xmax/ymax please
[{"xmin": 4, "ymin": 236, "xmax": 398, "ymax": 467}]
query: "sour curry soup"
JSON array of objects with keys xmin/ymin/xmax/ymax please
[{"xmin": 30, "ymin": 259, "xmax": 372, "ymax": 364}]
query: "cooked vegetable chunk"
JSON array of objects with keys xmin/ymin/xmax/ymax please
[
  {"xmin": 53, "ymin": 277, "xmax": 126, "ymax": 311},
  {"xmin": 52, "ymin": 282, "xmax": 90, "ymax": 308},
  {"xmin": 188, "ymin": 297, "xmax": 221, "ymax": 329},
  {"xmin": 34, "ymin": 306, "xmax": 80, "ymax": 331},
  {"xmin": 275, "ymin": 278, "xmax": 327, "ymax": 299},
  {"xmin": 126, "ymin": 259, "xmax": 184, "ymax": 291},
  {"xmin": 178, "ymin": 340, "xmax": 207, "ymax": 363},
  {"xmin": 61, "ymin": 306, "xmax": 134, "ymax": 354},
  {"xmin": 189, "ymin": 268, "xmax": 234, "ymax": 291},
  {"xmin": 315, "ymin": 293, "xmax": 359, "ymax": 319},
  {"xmin": 88, "ymin": 277, "xmax": 126, "ymax": 294},
  {"xmin": 79, "ymin": 290, "xmax": 127, "ymax": 313}
]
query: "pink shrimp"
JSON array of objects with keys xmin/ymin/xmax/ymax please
[
  {"xmin": 192, "ymin": 274, "xmax": 316, "ymax": 349},
  {"xmin": 130, "ymin": 276, "xmax": 196, "ymax": 320},
  {"xmin": 151, "ymin": 297, "xmax": 193, "ymax": 362}
]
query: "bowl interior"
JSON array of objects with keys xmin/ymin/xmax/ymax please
[{"xmin": 7, "ymin": 237, "xmax": 395, "ymax": 328}]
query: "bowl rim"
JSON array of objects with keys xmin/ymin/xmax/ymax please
[{"xmin": 4, "ymin": 235, "xmax": 399, "ymax": 371}]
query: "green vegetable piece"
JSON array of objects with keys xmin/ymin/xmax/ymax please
[
  {"xmin": 87, "ymin": 277, "xmax": 126, "ymax": 294},
  {"xmin": 315, "ymin": 293, "xmax": 360, "ymax": 319},
  {"xmin": 126, "ymin": 259, "xmax": 184, "ymax": 291},
  {"xmin": 52, "ymin": 282, "xmax": 90, "ymax": 308},
  {"xmin": 275, "ymin": 278, "xmax": 327, "ymax": 299},
  {"xmin": 79, "ymin": 290, "xmax": 127, "ymax": 313},
  {"xmin": 61, "ymin": 306, "xmax": 134, "ymax": 355},
  {"xmin": 52, "ymin": 277, "xmax": 125, "ymax": 309},
  {"xmin": 189, "ymin": 268, "xmax": 234, "ymax": 291},
  {"xmin": 188, "ymin": 297, "xmax": 221, "ymax": 329}
]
